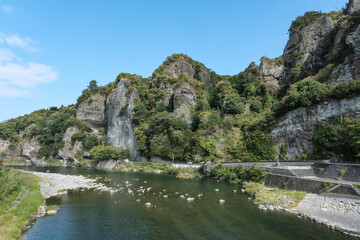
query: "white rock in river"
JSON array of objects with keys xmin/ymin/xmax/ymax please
[
  {"xmin": 180, "ymin": 195, "xmax": 185, "ymax": 199},
  {"xmin": 219, "ymin": 199, "xmax": 225, "ymax": 204},
  {"xmin": 145, "ymin": 202, "xmax": 151, "ymax": 207},
  {"xmin": 47, "ymin": 210, "xmax": 58, "ymax": 215},
  {"xmin": 215, "ymin": 189, "xmax": 219, "ymax": 192},
  {"xmin": 187, "ymin": 197, "xmax": 195, "ymax": 202}
]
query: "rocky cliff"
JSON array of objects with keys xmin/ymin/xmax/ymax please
[
  {"xmin": 271, "ymin": 96, "xmax": 360, "ymax": 159},
  {"xmin": 106, "ymin": 79, "xmax": 140, "ymax": 161},
  {"xmin": 76, "ymin": 94, "xmax": 106, "ymax": 127},
  {"xmin": 283, "ymin": 15, "xmax": 335, "ymax": 80},
  {"xmin": 1, "ymin": 0, "xmax": 360, "ymax": 165}
]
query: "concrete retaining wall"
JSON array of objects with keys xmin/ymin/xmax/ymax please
[
  {"xmin": 313, "ymin": 163, "xmax": 360, "ymax": 182},
  {"xmin": 265, "ymin": 174, "xmax": 325, "ymax": 193}
]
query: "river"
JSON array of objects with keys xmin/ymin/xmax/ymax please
[{"xmin": 16, "ymin": 166, "xmax": 355, "ymax": 240}]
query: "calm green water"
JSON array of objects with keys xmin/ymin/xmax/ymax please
[{"xmin": 16, "ymin": 166, "xmax": 355, "ymax": 240}]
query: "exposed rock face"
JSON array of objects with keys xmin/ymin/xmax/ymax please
[
  {"xmin": 159, "ymin": 82, "xmax": 174, "ymax": 105},
  {"xmin": 331, "ymin": 25, "xmax": 360, "ymax": 83},
  {"xmin": 173, "ymin": 83, "xmax": 197, "ymax": 124},
  {"xmin": 260, "ymin": 57, "xmax": 284, "ymax": 87},
  {"xmin": 283, "ymin": 16, "xmax": 335, "ymax": 79},
  {"xmin": 22, "ymin": 137, "xmax": 44, "ymax": 165},
  {"xmin": 165, "ymin": 58, "xmax": 195, "ymax": 79},
  {"xmin": 76, "ymin": 94, "xmax": 106, "ymax": 127},
  {"xmin": 346, "ymin": 0, "xmax": 360, "ymax": 14},
  {"xmin": 106, "ymin": 79, "xmax": 140, "ymax": 161},
  {"xmin": 58, "ymin": 126, "xmax": 83, "ymax": 161},
  {"xmin": 271, "ymin": 96, "xmax": 360, "ymax": 159},
  {"xmin": 0, "ymin": 139, "xmax": 10, "ymax": 153},
  {"xmin": 162, "ymin": 56, "xmax": 211, "ymax": 85}
]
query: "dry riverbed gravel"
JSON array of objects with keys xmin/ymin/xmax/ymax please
[{"xmin": 22, "ymin": 171, "xmax": 114, "ymax": 199}]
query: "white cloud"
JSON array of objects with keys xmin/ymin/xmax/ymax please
[
  {"xmin": 0, "ymin": 62, "xmax": 57, "ymax": 88},
  {"xmin": 1, "ymin": 35, "xmax": 38, "ymax": 52},
  {"xmin": 0, "ymin": 33, "xmax": 57, "ymax": 97},
  {"xmin": 0, "ymin": 48, "xmax": 16, "ymax": 62},
  {"xmin": 1, "ymin": 5, "xmax": 13, "ymax": 13},
  {"xmin": 0, "ymin": 82, "xmax": 29, "ymax": 97}
]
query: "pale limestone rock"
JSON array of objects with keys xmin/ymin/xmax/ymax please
[
  {"xmin": 260, "ymin": 57, "xmax": 284, "ymax": 87},
  {"xmin": 283, "ymin": 16, "xmax": 335, "ymax": 79},
  {"xmin": 76, "ymin": 93, "xmax": 106, "ymax": 127},
  {"xmin": 331, "ymin": 25, "xmax": 360, "ymax": 83},
  {"xmin": 271, "ymin": 96, "xmax": 360, "ymax": 159},
  {"xmin": 57, "ymin": 126, "xmax": 83, "ymax": 161},
  {"xmin": 106, "ymin": 79, "xmax": 140, "ymax": 161},
  {"xmin": 173, "ymin": 83, "xmax": 197, "ymax": 124}
]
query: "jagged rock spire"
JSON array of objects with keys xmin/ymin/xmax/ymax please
[{"xmin": 346, "ymin": 0, "xmax": 360, "ymax": 14}]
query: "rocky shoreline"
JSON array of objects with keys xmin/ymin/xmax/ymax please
[
  {"xmin": 257, "ymin": 194, "xmax": 360, "ymax": 238},
  {"xmin": 23, "ymin": 171, "xmax": 114, "ymax": 199}
]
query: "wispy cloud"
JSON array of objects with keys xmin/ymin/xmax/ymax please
[
  {"xmin": 0, "ymin": 48, "xmax": 17, "ymax": 63},
  {"xmin": 0, "ymin": 34, "xmax": 38, "ymax": 52},
  {"xmin": 0, "ymin": 34, "xmax": 58, "ymax": 97},
  {"xmin": 1, "ymin": 5, "xmax": 14, "ymax": 13}
]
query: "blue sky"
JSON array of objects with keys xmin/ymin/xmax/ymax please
[{"xmin": 0, "ymin": 0, "xmax": 348, "ymax": 121}]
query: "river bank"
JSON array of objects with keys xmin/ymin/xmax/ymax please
[
  {"xmin": 0, "ymin": 169, "xmax": 43, "ymax": 240},
  {"xmin": 23, "ymin": 171, "xmax": 115, "ymax": 199},
  {"xmin": 4, "ymin": 163, "xmax": 360, "ymax": 239},
  {"xmin": 244, "ymin": 182, "xmax": 360, "ymax": 238}
]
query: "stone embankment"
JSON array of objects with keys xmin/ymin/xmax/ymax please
[{"xmin": 258, "ymin": 194, "xmax": 360, "ymax": 238}]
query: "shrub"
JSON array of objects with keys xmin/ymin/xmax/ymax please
[
  {"xmin": 209, "ymin": 163, "xmax": 266, "ymax": 183},
  {"xmin": 89, "ymin": 145, "xmax": 131, "ymax": 161},
  {"xmin": 250, "ymin": 100, "xmax": 263, "ymax": 113},
  {"xmin": 0, "ymin": 168, "xmax": 20, "ymax": 201}
]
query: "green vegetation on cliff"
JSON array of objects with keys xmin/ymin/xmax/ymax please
[{"xmin": 314, "ymin": 117, "xmax": 360, "ymax": 161}]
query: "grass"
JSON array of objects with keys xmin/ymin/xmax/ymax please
[
  {"xmin": 115, "ymin": 162, "xmax": 201, "ymax": 179},
  {"xmin": 244, "ymin": 182, "xmax": 306, "ymax": 208},
  {"xmin": 1, "ymin": 159, "xmax": 32, "ymax": 166},
  {"xmin": 46, "ymin": 205, "xmax": 58, "ymax": 211},
  {"xmin": 45, "ymin": 159, "xmax": 64, "ymax": 166},
  {"xmin": 354, "ymin": 184, "xmax": 360, "ymax": 191},
  {"xmin": 0, "ymin": 169, "xmax": 43, "ymax": 240},
  {"xmin": 322, "ymin": 182, "xmax": 339, "ymax": 192}
]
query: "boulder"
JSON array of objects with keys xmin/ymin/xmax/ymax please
[{"xmin": 203, "ymin": 161, "xmax": 216, "ymax": 177}]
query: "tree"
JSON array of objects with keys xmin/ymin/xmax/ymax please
[{"xmin": 87, "ymin": 80, "xmax": 98, "ymax": 90}]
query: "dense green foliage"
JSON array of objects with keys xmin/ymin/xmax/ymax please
[
  {"xmin": 89, "ymin": 145, "xmax": 131, "ymax": 161},
  {"xmin": 209, "ymin": 163, "xmax": 267, "ymax": 183},
  {"xmin": 277, "ymin": 80, "xmax": 360, "ymax": 115},
  {"xmin": 0, "ymin": 105, "xmax": 98, "ymax": 159},
  {"xmin": 2, "ymin": 41, "xmax": 360, "ymax": 164},
  {"xmin": 71, "ymin": 132, "xmax": 102, "ymax": 150},
  {"xmin": 313, "ymin": 117, "xmax": 360, "ymax": 161}
]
